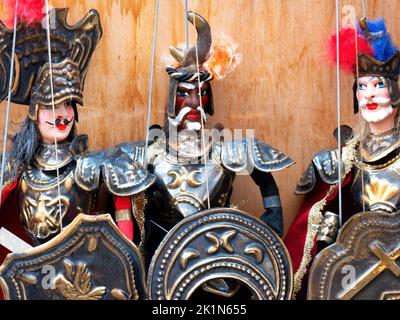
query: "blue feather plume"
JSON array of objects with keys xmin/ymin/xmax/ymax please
[{"xmin": 364, "ymin": 19, "xmax": 398, "ymax": 62}]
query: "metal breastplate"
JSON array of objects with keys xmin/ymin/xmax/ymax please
[
  {"xmin": 149, "ymin": 141, "xmax": 234, "ymax": 229},
  {"xmin": 18, "ymin": 141, "xmax": 94, "ymax": 242},
  {"xmin": 351, "ymin": 130, "xmax": 400, "ymax": 213}
]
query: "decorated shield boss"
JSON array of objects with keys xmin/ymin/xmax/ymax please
[{"xmin": 147, "ymin": 208, "xmax": 293, "ymax": 300}]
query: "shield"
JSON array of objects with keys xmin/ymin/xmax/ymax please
[
  {"xmin": 147, "ymin": 208, "xmax": 293, "ymax": 300},
  {"xmin": 308, "ymin": 211, "xmax": 400, "ymax": 300},
  {"xmin": 0, "ymin": 214, "xmax": 147, "ymax": 300}
]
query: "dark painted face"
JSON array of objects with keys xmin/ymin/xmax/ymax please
[{"xmin": 174, "ymin": 81, "xmax": 210, "ymax": 131}]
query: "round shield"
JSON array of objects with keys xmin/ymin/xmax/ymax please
[{"xmin": 147, "ymin": 207, "xmax": 293, "ymax": 300}]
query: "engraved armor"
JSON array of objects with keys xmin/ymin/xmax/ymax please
[
  {"xmin": 351, "ymin": 129, "xmax": 400, "ymax": 213},
  {"xmin": 17, "ymin": 135, "xmax": 155, "ymax": 244},
  {"xmin": 18, "ymin": 136, "xmax": 94, "ymax": 243},
  {"xmin": 147, "ymin": 134, "xmax": 293, "ymax": 231}
]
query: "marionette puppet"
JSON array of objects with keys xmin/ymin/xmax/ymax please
[
  {"xmin": 0, "ymin": 1, "xmax": 154, "ymax": 275},
  {"xmin": 285, "ymin": 17, "xmax": 400, "ymax": 298},
  {"xmin": 136, "ymin": 11, "xmax": 294, "ymax": 298}
]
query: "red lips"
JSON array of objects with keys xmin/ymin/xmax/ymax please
[
  {"xmin": 366, "ymin": 103, "xmax": 379, "ymax": 110},
  {"xmin": 56, "ymin": 124, "xmax": 67, "ymax": 131},
  {"xmin": 185, "ymin": 110, "xmax": 201, "ymax": 122}
]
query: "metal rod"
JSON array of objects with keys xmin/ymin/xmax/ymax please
[
  {"xmin": 185, "ymin": 0, "xmax": 189, "ymax": 48},
  {"xmin": 336, "ymin": 0, "xmax": 343, "ymax": 227},
  {"xmin": 144, "ymin": 0, "xmax": 160, "ymax": 168},
  {"xmin": 44, "ymin": 0, "xmax": 64, "ymax": 231},
  {"xmin": 0, "ymin": 0, "xmax": 19, "ymax": 208}
]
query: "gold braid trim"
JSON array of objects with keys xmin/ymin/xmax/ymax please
[
  {"xmin": 131, "ymin": 192, "xmax": 147, "ymax": 256},
  {"xmin": 292, "ymin": 140, "xmax": 357, "ymax": 299}
]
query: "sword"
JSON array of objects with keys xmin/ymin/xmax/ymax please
[
  {"xmin": 339, "ymin": 242, "xmax": 400, "ymax": 300},
  {"xmin": 0, "ymin": 228, "xmax": 33, "ymax": 253}
]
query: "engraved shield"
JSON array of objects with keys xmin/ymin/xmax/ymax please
[
  {"xmin": 0, "ymin": 214, "xmax": 147, "ymax": 300},
  {"xmin": 147, "ymin": 208, "xmax": 293, "ymax": 300},
  {"xmin": 308, "ymin": 211, "xmax": 400, "ymax": 300}
]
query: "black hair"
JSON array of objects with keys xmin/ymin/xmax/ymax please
[{"xmin": 6, "ymin": 115, "xmax": 77, "ymax": 181}]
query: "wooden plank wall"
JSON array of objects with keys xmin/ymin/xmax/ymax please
[{"xmin": 0, "ymin": 0, "xmax": 399, "ymax": 235}]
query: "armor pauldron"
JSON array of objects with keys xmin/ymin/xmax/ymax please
[
  {"xmin": 312, "ymin": 148, "xmax": 340, "ymax": 185},
  {"xmin": 251, "ymin": 139, "xmax": 294, "ymax": 172},
  {"xmin": 295, "ymin": 163, "xmax": 317, "ymax": 195},
  {"xmin": 295, "ymin": 148, "xmax": 341, "ymax": 194},
  {"xmin": 101, "ymin": 143, "xmax": 155, "ymax": 196},
  {"xmin": 221, "ymin": 139, "xmax": 250, "ymax": 173},
  {"xmin": 74, "ymin": 150, "xmax": 105, "ymax": 192},
  {"xmin": 221, "ymin": 138, "xmax": 294, "ymax": 173}
]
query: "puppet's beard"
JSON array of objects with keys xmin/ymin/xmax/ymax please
[
  {"xmin": 360, "ymin": 97, "xmax": 393, "ymax": 123},
  {"xmin": 168, "ymin": 106, "xmax": 207, "ymax": 131}
]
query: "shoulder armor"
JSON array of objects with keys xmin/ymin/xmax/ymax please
[
  {"xmin": 101, "ymin": 142, "xmax": 155, "ymax": 196},
  {"xmin": 75, "ymin": 149, "xmax": 105, "ymax": 192},
  {"xmin": 221, "ymin": 138, "xmax": 294, "ymax": 173},
  {"xmin": 295, "ymin": 148, "xmax": 340, "ymax": 194}
]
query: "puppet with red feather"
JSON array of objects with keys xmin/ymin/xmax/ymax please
[{"xmin": 285, "ymin": 17, "xmax": 400, "ymax": 299}]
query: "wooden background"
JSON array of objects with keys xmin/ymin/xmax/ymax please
[{"xmin": 0, "ymin": 0, "xmax": 399, "ymax": 236}]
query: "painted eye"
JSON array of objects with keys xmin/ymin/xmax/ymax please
[
  {"xmin": 358, "ymin": 83, "xmax": 366, "ymax": 90},
  {"xmin": 200, "ymin": 90, "xmax": 207, "ymax": 96},
  {"xmin": 376, "ymin": 81, "xmax": 386, "ymax": 89},
  {"xmin": 176, "ymin": 91, "xmax": 189, "ymax": 97}
]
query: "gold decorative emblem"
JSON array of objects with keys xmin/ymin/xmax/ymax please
[
  {"xmin": 363, "ymin": 177, "xmax": 399, "ymax": 212},
  {"xmin": 21, "ymin": 194, "xmax": 69, "ymax": 239},
  {"xmin": 0, "ymin": 214, "xmax": 147, "ymax": 300},
  {"xmin": 339, "ymin": 242, "xmax": 400, "ymax": 300},
  {"xmin": 54, "ymin": 259, "xmax": 106, "ymax": 300},
  {"xmin": 205, "ymin": 231, "xmax": 237, "ymax": 254},
  {"xmin": 167, "ymin": 167, "xmax": 203, "ymax": 192},
  {"xmin": 308, "ymin": 211, "xmax": 400, "ymax": 300}
]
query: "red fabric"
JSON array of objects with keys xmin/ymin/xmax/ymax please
[
  {"xmin": 284, "ymin": 182, "xmax": 332, "ymax": 274},
  {"xmin": 117, "ymin": 220, "xmax": 134, "ymax": 241},
  {"xmin": 284, "ymin": 173, "xmax": 353, "ymax": 296},
  {"xmin": 113, "ymin": 195, "xmax": 131, "ymax": 210},
  {"xmin": 0, "ymin": 179, "xmax": 32, "ymax": 300},
  {"xmin": 113, "ymin": 195, "xmax": 134, "ymax": 241},
  {"xmin": 1, "ymin": 179, "xmax": 18, "ymax": 207}
]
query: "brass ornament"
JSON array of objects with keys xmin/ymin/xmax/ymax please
[
  {"xmin": 308, "ymin": 211, "xmax": 400, "ymax": 300},
  {"xmin": 147, "ymin": 208, "xmax": 293, "ymax": 300},
  {"xmin": 0, "ymin": 214, "xmax": 147, "ymax": 300}
]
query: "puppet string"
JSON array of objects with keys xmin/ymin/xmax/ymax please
[
  {"xmin": 0, "ymin": 0, "xmax": 19, "ymax": 208},
  {"xmin": 354, "ymin": 5, "xmax": 366, "ymax": 213},
  {"xmin": 361, "ymin": 0, "xmax": 367, "ymax": 18},
  {"xmin": 45, "ymin": 0, "xmax": 64, "ymax": 231},
  {"xmin": 144, "ymin": 0, "xmax": 160, "ymax": 168},
  {"xmin": 185, "ymin": 0, "xmax": 189, "ymax": 49},
  {"xmin": 336, "ymin": 0, "xmax": 343, "ymax": 227},
  {"xmin": 193, "ymin": 13, "xmax": 211, "ymax": 210}
]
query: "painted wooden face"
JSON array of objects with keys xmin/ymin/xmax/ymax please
[
  {"xmin": 357, "ymin": 76, "xmax": 394, "ymax": 123},
  {"xmin": 37, "ymin": 101, "xmax": 75, "ymax": 144},
  {"xmin": 174, "ymin": 81, "xmax": 209, "ymax": 131}
]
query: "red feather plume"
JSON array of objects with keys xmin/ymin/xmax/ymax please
[
  {"xmin": 5, "ymin": 0, "xmax": 45, "ymax": 28},
  {"xmin": 326, "ymin": 27, "xmax": 374, "ymax": 74}
]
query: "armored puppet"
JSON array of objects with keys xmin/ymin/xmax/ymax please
[
  {"xmin": 285, "ymin": 18, "xmax": 400, "ymax": 298},
  {"xmin": 0, "ymin": 4, "xmax": 153, "ymax": 269},
  {"xmin": 135, "ymin": 11, "xmax": 294, "ymax": 298}
]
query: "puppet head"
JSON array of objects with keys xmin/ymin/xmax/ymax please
[{"xmin": 166, "ymin": 11, "xmax": 240, "ymax": 132}]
